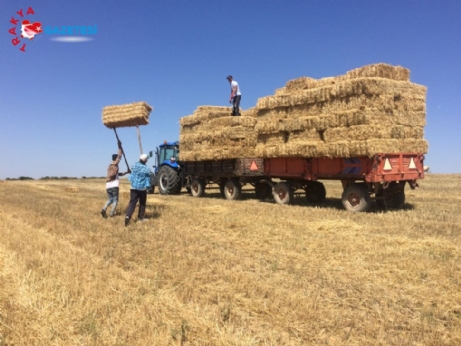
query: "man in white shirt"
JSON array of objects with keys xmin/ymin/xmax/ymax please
[
  {"xmin": 101, "ymin": 140, "xmax": 130, "ymax": 218},
  {"xmin": 227, "ymin": 75, "xmax": 241, "ymax": 116}
]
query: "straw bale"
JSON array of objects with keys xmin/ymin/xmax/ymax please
[
  {"xmin": 324, "ymin": 125, "xmax": 424, "ymax": 142},
  {"xmin": 180, "ymin": 145, "xmax": 257, "ymax": 161},
  {"xmin": 256, "ymin": 78, "xmax": 426, "ymax": 111},
  {"xmin": 179, "ymin": 64, "xmax": 427, "ymax": 161},
  {"xmin": 102, "ymin": 101, "xmax": 153, "ymax": 128},
  {"xmin": 64, "ymin": 187, "xmax": 79, "ymax": 193},
  {"xmin": 345, "ymin": 63, "xmax": 410, "ymax": 81},
  {"xmin": 279, "ymin": 64, "xmax": 410, "ymax": 94}
]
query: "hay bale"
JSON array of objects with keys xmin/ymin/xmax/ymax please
[
  {"xmin": 102, "ymin": 101, "xmax": 153, "ymax": 128},
  {"xmin": 64, "ymin": 187, "xmax": 79, "ymax": 193},
  {"xmin": 179, "ymin": 64, "xmax": 427, "ymax": 160}
]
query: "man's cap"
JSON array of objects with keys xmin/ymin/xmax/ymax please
[
  {"xmin": 226, "ymin": 75, "xmax": 232, "ymax": 80},
  {"xmin": 140, "ymin": 153, "xmax": 148, "ymax": 162}
]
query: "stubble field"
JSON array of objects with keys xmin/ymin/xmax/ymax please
[{"xmin": 0, "ymin": 174, "xmax": 460, "ymax": 345}]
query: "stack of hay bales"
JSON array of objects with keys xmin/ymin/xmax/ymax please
[
  {"xmin": 102, "ymin": 101, "xmax": 153, "ymax": 128},
  {"xmin": 179, "ymin": 63, "xmax": 428, "ymax": 161},
  {"xmin": 255, "ymin": 63, "xmax": 427, "ymax": 158},
  {"xmin": 179, "ymin": 106, "xmax": 258, "ymax": 161}
]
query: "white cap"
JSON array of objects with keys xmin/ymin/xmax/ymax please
[{"xmin": 140, "ymin": 153, "xmax": 148, "ymax": 162}]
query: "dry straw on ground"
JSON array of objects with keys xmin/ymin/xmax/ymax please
[
  {"xmin": 179, "ymin": 63, "xmax": 428, "ymax": 161},
  {"xmin": 102, "ymin": 101, "xmax": 153, "ymax": 128},
  {"xmin": 1, "ymin": 176, "xmax": 460, "ymax": 345}
]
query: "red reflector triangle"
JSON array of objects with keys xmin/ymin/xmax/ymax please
[{"xmin": 250, "ymin": 161, "xmax": 258, "ymax": 171}]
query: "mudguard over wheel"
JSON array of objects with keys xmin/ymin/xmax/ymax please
[
  {"xmin": 223, "ymin": 179, "xmax": 242, "ymax": 200},
  {"xmin": 273, "ymin": 182, "xmax": 293, "ymax": 205},
  {"xmin": 341, "ymin": 184, "xmax": 371, "ymax": 212},
  {"xmin": 255, "ymin": 183, "xmax": 272, "ymax": 200},
  {"xmin": 305, "ymin": 181, "xmax": 326, "ymax": 203},
  {"xmin": 158, "ymin": 165, "xmax": 181, "ymax": 195},
  {"xmin": 190, "ymin": 178, "xmax": 205, "ymax": 197}
]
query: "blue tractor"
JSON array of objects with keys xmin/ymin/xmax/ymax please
[{"xmin": 148, "ymin": 141, "xmax": 184, "ymax": 195}]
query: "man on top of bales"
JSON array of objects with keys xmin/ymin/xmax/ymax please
[
  {"xmin": 101, "ymin": 140, "xmax": 130, "ymax": 218},
  {"xmin": 125, "ymin": 153, "xmax": 152, "ymax": 227},
  {"xmin": 227, "ymin": 75, "xmax": 241, "ymax": 116}
]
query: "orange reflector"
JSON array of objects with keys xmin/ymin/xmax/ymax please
[{"xmin": 250, "ymin": 161, "xmax": 258, "ymax": 171}]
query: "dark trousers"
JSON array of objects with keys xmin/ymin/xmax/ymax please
[
  {"xmin": 125, "ymin": 189, "xmax": 147, "ymax": 219},
  {"xmin": 232, "ymin": 95, "xmax": 241, "ymax": 116}
]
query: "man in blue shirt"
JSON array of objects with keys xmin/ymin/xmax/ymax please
[{"xmin": 125, "ymin": 153, "xmax": 152, "ymax": 226}]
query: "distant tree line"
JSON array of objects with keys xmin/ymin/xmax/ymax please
[{"xmin": 5, "ymin": 176, "xmax": 105, "ymax": 180}]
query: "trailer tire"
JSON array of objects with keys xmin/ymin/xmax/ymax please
[
  {"xmin": 342, "ymin": 184, "xmax": 371, "ymax": 212},
  {"xmin": 219, "ymin": 182, "xmax": 226, "ymax": 198},
  {"xmin": 305, "ymin": 182, "xmax": 326, "ymax": 203},
  {"xmin": 255, "ymin": 183, "xmax": 272, "ymax": 200},
  {"xmin": 158, "ymin": 165, "xmax": 181, "ymax": 195},
  {"xmin": 190, "ymin": 178, "xmax": 205, "ymax": 197},
  {"xmin": 223, "ymin": 179, "xmax": 242, "ymax": 200},
  {"xmin": 273, "ymin": 182, "xmax": 293, "ymax": 205}
]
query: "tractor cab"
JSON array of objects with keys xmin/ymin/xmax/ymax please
[
  {"xmin": 148, "ymin": 141, "xmax": 183, "ymax": 194},
  {"xmin": 149, "ymin": 140, "xmax": 180, "ymax": 171}
]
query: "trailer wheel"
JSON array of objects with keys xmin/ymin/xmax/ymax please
[
  {"xmin": 305, "ymin": 182, "xmax": 326, "ymax": 203},
  {"xmin": 190, "ymin": 178, "xmax": 205, "ymax": 197},
  {"xmin": 273, "ymin": 182, "xmax": 293, "ymax": 205},
  {"xmin": 158, "ymin": 165, "xmax": 181, "ymax": 195},
  {"xmin": 219, "ymin": 182, "xmax": 226, "ymax": 198},
  {"xmin": 341, "ymin": 184, "xmax": 371, "ymax": 212},
  {"xmin": 255, "ymin": 183, "xmax": 272, "ymax": 200},
  {"xmin": 223, "ymin": 179, "xmax": 242, "ymax": 200}
]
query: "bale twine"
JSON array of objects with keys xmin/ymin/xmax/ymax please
[{"xmin": 102, "ymin": 101, "xmax": 153, "ymax": 128}]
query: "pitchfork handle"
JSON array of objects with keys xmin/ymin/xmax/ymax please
[{"xmin": 113, "ymin": 128, "xmax": 130, "ymax": 172}]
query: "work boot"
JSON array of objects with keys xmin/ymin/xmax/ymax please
[
  {"xmin": 100, "ymin": 209, "xmax": 107, "ymax": 218},
  {"xmin": 138, "ymin": 218, "xmax": 148, "ymax": 223},
  {"xmin": 124, "ymin": 217, "xmax": 130, "ymax": 227}
]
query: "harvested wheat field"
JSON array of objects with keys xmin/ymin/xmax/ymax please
[{"xmin": 1, "ymin": 175, "xmax": 461, "ymax": 345}]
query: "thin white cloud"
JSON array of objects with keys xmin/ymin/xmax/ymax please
[{"xmin": 50, "ymin": 36, "xmax": 94, "ymax": 42}]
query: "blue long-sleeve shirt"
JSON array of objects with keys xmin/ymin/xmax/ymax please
[{"xmin": 129, "ymin": 161, "xmax": 151, "ymax": 190}]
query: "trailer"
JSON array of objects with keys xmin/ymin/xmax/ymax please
[
  {"xmin": 262, "ymin": 153, "xmax": 424, "ymax": 212},
  {"xmin": 149, "ymin": 142, "xmax": 424, "ymax": 212}
]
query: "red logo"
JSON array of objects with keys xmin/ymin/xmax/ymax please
[
  {"xmin": 8, "ymin": 7, "xmax": 40, "ymax": 52},
  {"xmin": 20, "ymin": 20, "xmax": 43, "ymax": 40}
]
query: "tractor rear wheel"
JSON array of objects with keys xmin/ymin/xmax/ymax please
[
  {"xmin": 273, "ymin": 182, "xmax": 293, "ymax": 205},
  {"xmin": 223, "ymin": 179, "xmax": 242, "ymax": 200},
  {"xmin": 190, "ymin": 178, "xmax": 205, "ymax": 197},
  {"xmin": 341, "ymin": 184, "xmax": 371, "ymax": 212},
  {"xmin": 158, "ymin": 165, "xmax": 181, "ymax": 195}
]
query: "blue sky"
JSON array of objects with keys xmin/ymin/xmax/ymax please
[{"xmin": 1, "ymin": 0, "xmax": 460, "ymax": 178}]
